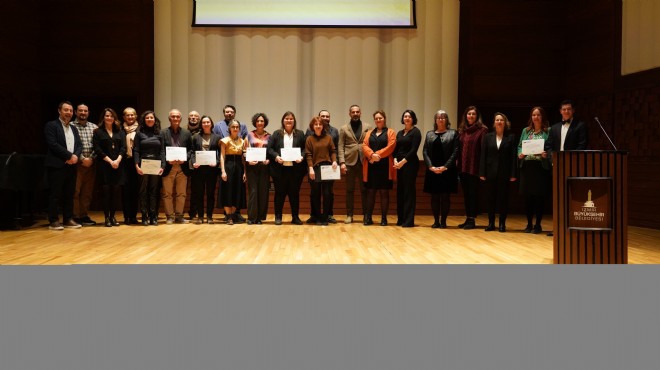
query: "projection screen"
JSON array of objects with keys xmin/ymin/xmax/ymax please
[{"xmin": 193, "ymin": 0, "xmax": 416, "ymax": 28}]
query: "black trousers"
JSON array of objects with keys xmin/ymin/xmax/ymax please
[
  {"xmin": 484, "ymin": 177, "xmax": 510, "ymax": 223},
  {"xmin": 138, "ymin": 174, "xmax": 161, "ymax": 214},
  {"xmin": 122, "ymin": 158, "xmax": 139, "ymax": 220},
  {"xmin": 396, "ymin": 161, "xmax": 418, "ymax": 226},
  {"xmin": 273, "ymin": 167, "xmax": 303, "ymax": 217},
  {"xmin": 246, "ymin": 163, "xmax": 270, "ymax": 222},
  {"xmin": 459, "ymin": 173, "xmax": 480, "ymax": 218},
  {"xmin": 310, "ymin": 181, "xmax": 333, "ymax": 221},
  {"xmin": 309, "ymin": 180, "xmax": 334, "ymax": 217},
  {"xmin": 190, "ymin": 166, "xmax": 218, "ymax": 218},
  {"xmin": 46, "ymin": 165, "xmax": 77, "ymax": 223}
]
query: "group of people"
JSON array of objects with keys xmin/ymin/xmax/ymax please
[{"xmin": 44, "ymin": 100, "xmax": 587, "ymax": 232}]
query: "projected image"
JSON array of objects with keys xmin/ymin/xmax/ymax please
[{"xmin": 194, "ymin": 0, "xmax": 415, "ymax": 28}]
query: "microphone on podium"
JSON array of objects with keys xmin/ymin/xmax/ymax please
[{"xmin": 594, "ymin": 117, "xmax": 618, "ymax": 150}]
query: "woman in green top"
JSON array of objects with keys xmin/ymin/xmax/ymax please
[{"xmin": 517, "ymin": 106, "xmax": 551, "ymax": 234}]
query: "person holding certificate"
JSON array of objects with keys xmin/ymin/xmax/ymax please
[
  {"xmin": 219, "ymin": 120, "xmax": 247, "ymax": 225},
  {"xmin": 133, "ymin": 110, "xmax": 165, "ymax": 225},
  {"xmin": 267, "ymin": 111, "xmax": 306, "ymax": 225},
  {"xmin": 478, "ymin": 113, "xmax": 517, "ymax": 232},
  {"xmin": 457, "ymin": 105, "xmax": 488, "ymax": 230},
  {"xmin": 245, "ymin": 113, "xmax": 271, "ymax": 225},
  {"xmin": 423, "ymin": 110, "xmax": 459, "ymax": 229},
  {"xmin": 305, "ymin": 116, "xmax": 338, "ymax": 226},
  {"xmin": 517, "ymin": 106, "xmax": 550, "ymax": 234},
  {"xmin": 189, "ymin": 115, "xmax": 221, "ymax": 224},
  {"xmin": 93, "ymin": 108, "xmax": 126, "ymax": 227},
  {"xmin": 394, "ymin": 110, "xmax": 422, "ymax": 228},
  {"xmin": 362, "ymin": 110, "xmax": 396, "ymax": 226}
]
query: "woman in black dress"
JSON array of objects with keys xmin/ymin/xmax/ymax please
[
  {"xmin": 423, "ymin": 110, "xmax": 459, "ymax": 228},
  {"xmin": 394, "ymin": 109, "xmax": 422, "ymax": 227},
  {"xmin": 93, "ymin": 108, "xmax": 126, "ymax": 227},
  {"xmin": 219, "ymin": 120, "xmax": 247, "ymax": 225},
  {"xmin": 133, "ymin": 110, "xmax": 165, "ymax": 225},
  {"xmin": 479, "ymin": 112, "xmax": 518, "ymax": 232},
  {"xmin": 361, "ymin": 110, "xmax": 396, "ymax": 225}
]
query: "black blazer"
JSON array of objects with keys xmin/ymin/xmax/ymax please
[
  {"xmin": 44, "ymin": 119, "xmax": 83, "ymax": 168},
  {"xmin": 267, "ymin": 128, "xmax": 307, "ymax": 179},
  {"xmin": 189, "ymin": 133, "xmax": 221, "ymax": 168},
  {"xmin": 93, "ymin": 127, "xmax": 126, "ymax": 161},
  {"xmin": 422, "ymin": 129, "xmax": 459, "ymax": 169},
  {"xmin": 545, "ymin": 119, "xmax": 588, "ymax": 155},
  {"xmin": 479, "ymin": 132, "xmax": 518, "ymax": 180},
  {"xmin": 161, "ymin": 126, "xmax": 193, "ymax": 177}
]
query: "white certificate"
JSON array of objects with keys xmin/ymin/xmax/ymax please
[
  {"xmin": 195, "ymin": 151, "xmax": 217, "ymax": 166},
  {"xmin": 320, "ymin": 165, "xmax": 340, "ymax": 180},
  {"xmin": 166, "ymin": 146, "xmax": 187, "ymax": 161},
  {"xmin": 522, "ymin": 139, "xmax": 545, "ymax": 155},
  {"xmin": 246, "ymin": 147, "xmax": 267, "ymax": 162},
  {"xmin": 281, "ymin": 147, "xmax": 302, "ymax": 161},
  {"xmin": 141, "ymin": 159, "xmax": 162, "ymax": 175}
]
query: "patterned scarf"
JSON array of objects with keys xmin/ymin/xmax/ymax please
[{"xmin": 123, "ymin": 122, "xmax": 139, "ymax": 158}]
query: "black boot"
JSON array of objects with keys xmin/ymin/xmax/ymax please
[
  {"xmin": 141, "ymin": 212, "xmax": 149, "ymax": 226},
  {"xmin": 498, "ymin": 217, "xmax": 506, "ymax": 232},
  {"xmin": 380, "ymin": 214, "xmax": 388, "ymax": 226},
  {"xmin": 457, "ymin": 217, "xmax": 469, "ymax": 228},
  {"xmin": 363, "ymin": 214, "xmax": 373, "ymax": 225},
  {"xmin": 104, "ymin": 212, "xmax": 112, "ymax": 227},
  {"xmin": 463, "ymin": 217, "xmax": 476, "ymax": 230},
  {"xmin": 485, "ymin": 215, "xmax": 495, "ymax": 231}
]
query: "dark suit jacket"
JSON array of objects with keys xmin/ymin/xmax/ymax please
[
  {"xmin": 422, "ymin": 129, "xmax": 459, "ymax": 169},
  {"xmin": 267, "ymin": 128, "xmax": 307, "ymax": 179},
  {"xmin": 44, "ymin": 118, "xmax": 82, "ymax": 168},
  {"xmin": 161, "ymin": 126, "xmax": 193, "ymax": 176},
  {"xmin": 545, "ymin": 119, "xmax": 588, "ymax": 155},
  {"xmin": 479, "ymin": 132, "xmax": 518, "ymax": 180},
  {"xmin": 189, "ymin": 133, "xmax": 221, "ymax": 168}
]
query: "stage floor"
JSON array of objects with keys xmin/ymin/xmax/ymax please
[{"xmin": 2, "ymin": 213, "xmax": 659, "ymax": 264}]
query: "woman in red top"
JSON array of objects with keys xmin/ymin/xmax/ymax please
[{"xmin": 457, "ymin": 106, "xmax": 488, "ymax": 230}]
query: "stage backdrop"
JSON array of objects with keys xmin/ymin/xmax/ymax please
[{"xmin": 154, "ymin": 0, "xmax": 459, "ymax": 153}]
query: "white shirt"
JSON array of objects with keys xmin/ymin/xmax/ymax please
[
  {"xmin": 560, "ymin": 120, "xmax": 571, "ymax": 151},
  {"xmin": 60, "ymin": 119, "xmax": 75, "ymax": 153}
]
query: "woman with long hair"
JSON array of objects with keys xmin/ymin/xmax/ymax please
[
  {"xmin": 93, "ymin": 108, "xmax": 126, "ymax": 227},
  {"xmin": 189, "ymin": 115, "xmax": 221, "ymax": 224},
  {"xmin": 362, "ymin": 110, "xmax": 396, "ymax": 226},
  {"xmin": 457, "ymin": 105, "xmax": 488, "ymax": 229},
  {"xmin": 133, "ymin": 110, "xmax": 164, "ymax": 225}
]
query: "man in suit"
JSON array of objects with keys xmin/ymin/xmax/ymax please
[
  {"xmin": 305, "ymin": 110, "xmax": 339, "ymax": 223},
  {"xmin": 338, "ymin": 105, "xmax": 370, "ymax": 223},
  {"xmin": 545, "ymin": 99, "xmax": 588, "ymax": 155},
  {"xmin": 161, "ymin": 109, "xmax": 193, "ymax": 224},
  {"xmin": 545, "ymin": 99, "xmax": 588, "ymax": 236},
  {"xmin": 44, "ymin": 101, "xmax": 83, "ymax": 230}
]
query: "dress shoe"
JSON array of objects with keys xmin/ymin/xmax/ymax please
[
  {"xmin": 523, "ymin": 224, "xmax": 533, "ymax": 233},
  {"xmin": 344, "ymin": 215, "xmax": 352, "ymax": 224},
  {"xmin": 275, "ymin": 216, "xmax": 283, "ymax": 225},
  {"xmin": 380, "ymin": 217, "xmax": 388, "ymax": 226},
  {"xmin": 166, "ymin": 216, "xmax": 175, "ymax": 224},
  {"xmin": 48, "ymin": 221, "xmax": 64, "ymax": 230},
  {"xmin": 141, "ymin": 214, "xmax": 149, "ymax": 226},
  {"xmin": 195, "ymin": 217, "xmax": 203, "ymax": 225},
  {"xmin": 63, "ymin": 219, "xmax": 82, "ymax": 229},
  {"xmin": 110, "ymin": 217, "xmax": 120, "ymax": 227},
  {"xmin": 105, "ymin": 217, "xmax": 112, "ymax": 227},
  {"xmin": 401, "ymin": 224, "xmax": 414, "ymax": 228},
  {"xmin": 81, "ymin": 216, "xmax": 97, "ymax": 226},
  {"xmin": 532, "ymin": 224, "xmax": 542, "ymax": 234},
  {"xmin": 438, "ymin": 223, "xmax": 447, "ymax": 229},
  {"xmin": 484, "ymin": 224, "xmax": 496, "ymax": 232},
  {"xmin": 234, "ymin": 213, "xmax": 246, "ymax": 223},
  {"xmin": 498, "ymin": 224, "xmax": 506, "ymax": 232},
  {"xmin": 457, "ymin": 218, "xmax": 469, "ymax": 228},
  {"xmin": 363, "ymin": 215, "xmax": 373, "ymax": 225},
  {"xmin": 431, "ymin": 222, "xmax": 441, "ymax": 229},
  {"xmin": 291, "ymin": 217, "xmax": 303, "ymax": 225},
  {"xmin": 175, "ymin": 216, "xmax": 189, "ymax": 224},
  {"xmin": 256, "ymin": 220, "xmax": 262, "ymax": 225},
  {"xmin": 462, "ymin": 218, "xmax": 475, "ymax": 230},
  {"xmin": 150, "ymin": 214, "xmax": 158, "ymax": 226},
  {"xmin": 306, "ymin": 216, "xmax": 318, "ymax": 224},
  {"xmin": 327, "ymin": 216, "xmax": 337, "ymax": 224},
  {"xmin": 207, "ymin": 218, "xmax": 214, "ymax": 224},
  {"xmin": 247, "ymin": 220, "xmax": 253, "ymax": 225}
]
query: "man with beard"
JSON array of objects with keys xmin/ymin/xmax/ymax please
[
  {"xmin": 187, "ymin": 110, "xmax": 201, "ymax": 135},
  {"xmin": 72, "ymin": 103, "xmax": 98, "ymax": 226},
  {"xmin": 338, "ymin": 105, "xmax": 370, "ymax": 223}
]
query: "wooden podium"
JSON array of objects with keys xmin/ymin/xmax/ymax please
[{"xmin": 552, "ymin": 151, "xmax": 628, "ymax": 264}]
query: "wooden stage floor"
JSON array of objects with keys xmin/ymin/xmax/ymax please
[{"xmin": 2, "ymin": 212, "xmax": 659, "ymax": 264}]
